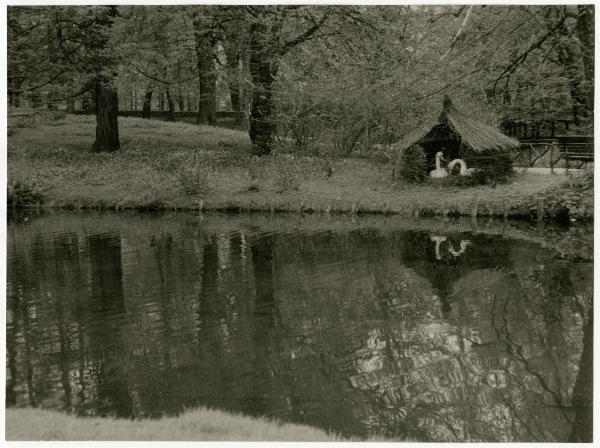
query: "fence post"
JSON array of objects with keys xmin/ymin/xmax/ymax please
[
  {"xmin": 550, "ymin": 144, "xmax": 555, "ymax": 174},
  {"xmin": 528, "ymin": 144, "xmax": 533, "ymax": 167},
  {"xmin": 471, "ymin": 198, "xmax": 479, "ymax": 218},
  {"xmin": 537, "ymin": 198, "xmax": 544, "ymax": 223}
]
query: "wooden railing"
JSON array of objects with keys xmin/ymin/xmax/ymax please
[
  {"xmin": 513, "ymin": 138, "xmax": 558, "ymax": 169},
  {"xmin": 513, "ymin": 135, "xmax": 593, "ymax": 172},
  {"xmin": 554, "ymin": 135, "xmax": 594, "ymax": 172}
]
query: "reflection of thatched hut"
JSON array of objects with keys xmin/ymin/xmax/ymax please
[
  {"xmin": 398, "ymin": 230, "xmax": 513, "ymax": 317},
  {"xmin": 398, "ymin": 95, "xmax": 520, "ymax": 166}
]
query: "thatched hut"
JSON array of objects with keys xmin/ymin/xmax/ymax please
[{"xmin": 398, "ymin": 95, "xmax": 520, "ymax": 167}]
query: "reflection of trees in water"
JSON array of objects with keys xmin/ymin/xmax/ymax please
[
  {"xmin": 569, "ymin": 305, "xmax": 592, "ymax": 442},
  {"xmin": 6, "ymin": 222, "xmax": 593, "ymax": 442},
  {"xmin": 87, "ymin": 234, "xmax": 134, "ymax": 418},
  {"xmin": 268, "ymin": 230, "xmax": 590, "ymax": 441},
  {"xmin": 7, "ymin": 232, "xmax": 88, "ymax": 410},
  {"xmin": 249, "ymin": 233, "xmax": 278, "ymax": 416}
]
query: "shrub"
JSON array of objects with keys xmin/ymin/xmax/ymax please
[
  {"xmin": 178, "ymin": 158, "xmax": 211, "ymax": 196},
  {"xmin": 538, "ymin": 168, "xmax": 593, "ymax": 221},
  {"xmin": 285, "ymin": 113, "xmax": 322, "ymax": 149},
  {"xmin": 394, "ymin": 144, "xmax": 428, "ymax": 183},
  {"xmin": 138, "ymin": 196, "xmax": 166, "ymax": 211},
  {"xmin": 8, "ymin": 182, "xmax": 44, "ymax": 208},
  {"xmin": 14, "ymin": 115, "xmax": 39, "ymax": 128},
  {"xmin": 464, "ymin": 151, "xmax": 514, "ymax": 184}
]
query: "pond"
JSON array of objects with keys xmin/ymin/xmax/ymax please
[{"xmin": 6, "ymin": 211, "xmax": 593, "ymax": 442}]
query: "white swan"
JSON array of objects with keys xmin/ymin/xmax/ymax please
[
  {"xmin": 447, "ymin": 158, "xmax": 475, "ymax": 176},
  {"xmin": 430, "ymin": 235, "xmax": 447, "ymax": 260},
  {"xmin": 429, "ymin": 152, "xmax": 448, "ymax": 178},
  {"xmin": 448, "ymin": 240, "xmax": 472, "ymax": 257}
]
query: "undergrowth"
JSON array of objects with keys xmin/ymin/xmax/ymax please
[
  {"xmin": 394, "ymin": 144, "xmax": 428, "ymax": 184},
  {"xmin": 8, "ymin": 181, "xmax": 44, "ymax": 208},
  {"xmin": 539, "ymin": 169, "xmax": 593, "ymax": 221}
]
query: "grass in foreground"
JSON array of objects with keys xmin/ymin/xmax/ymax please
[
  {"xmin": 7, "ymin": 114, "xmax": 585, "ymax": 219},
  {"xmin": 5, "ymin": 407, "xmax": 344, "ymax": 441}
]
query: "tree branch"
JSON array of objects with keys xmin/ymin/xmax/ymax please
[
  {"xmin": 439, "ymin": 5, "xmax": 474, "ymax": 61},
  {"xmin": 8, "ymin": 69, "xmax": 69, "ymax": 94},
  {"xmin": 133, "ymin": 66, "xmax": 198, "ymax": 85},
  {"xmin": 50, "ymin": 80, "xmax": 95, "ymax": 102},
  {"xmin": 279, "ymin": 12, "xmax": 329, "ymax": 56},
  {"xmin": 409, "ymin": 67, "xmax": 486, "ymax": 105},
  {"xmin": 492, "ymin": 14, "xmax": 566, "ymax": 97}
]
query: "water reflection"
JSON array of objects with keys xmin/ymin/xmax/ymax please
[
  {"xmin": 6, "ymin": 212, "xmax": 593, "ymax": 442},
  {"xmin": 430, "ymin": 235, "xmax": 472, "ymax": 260}
]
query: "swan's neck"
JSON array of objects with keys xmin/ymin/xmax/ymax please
[{"xmin": 435, "ymin": 154, "xmax": 441, "ymax": 170}]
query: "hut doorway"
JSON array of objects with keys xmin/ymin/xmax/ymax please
[{"xmin": 417, "ymin": 123, "xmax": 462, "ymax": 169}]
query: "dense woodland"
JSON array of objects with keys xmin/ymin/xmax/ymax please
[{"xmin": 7, "ymin": 5, "xmax": 594, "ymax": 155}]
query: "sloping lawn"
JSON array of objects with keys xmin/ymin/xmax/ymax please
[{"xmin": 8, "ymin": 114, "xmax": 575, "ymax": 218}]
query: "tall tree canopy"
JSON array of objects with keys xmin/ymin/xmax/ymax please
[{"xmin": 7, "ymin": 5, "xmax": 594, "ymax": 154}]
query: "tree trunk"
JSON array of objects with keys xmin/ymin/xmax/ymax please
[
  {"xmin": 8, "ymin": 79, "xmax": 21, "ymax": 107},
  {"xmin": 66, "ymin": 96, "xmax": 75, "ymax": 113},
  {"xmin": 64, "ymin": 80, "xmax": 75, "ymax": 113},
  {"xmin": 8, "ymin": 91, "xmax": 17, "ymax": 107},
  {"xmin": 158, "ymin": 88, "xmax": 165, "ymax": 111},
  {"xmin": 165, "ymin": 87, "xmax": 175, "ymax": 121},
  {"xmin": 230, "ymin": 89, "xmax": 241, "ymax": 122},
  {"xmin": 47, "ymin": 89, "xmax": 58, "ymax": 110},
  {"xmin": 142, "ymin": 85, "xmax": 153, "ymax": 119},
  {"xmin": 576, "ymin": 5, "xmax": 594, "ymax": 122},
  {"xmin": 228, "ymin": 64, "xmax": 242, "ymax": 126},
  {"xmin": 81, "ymin": 90, "xmax": 94, "ymax": 113},
  {"xmin": 193, "ymin": 21, "xmax": 217, "ymax": 125},
  {"xmin": 225, "ymin": 43, "xmax": 244, "ymax": 126},
  {"xmin": 195, "ymin": 62, "xmax": 217, "ymax": 124},
  {"xmin": 177, "ymin": 85, "xmax": 185, "ymax": 111},
  {"xmin": 134, "ymin": 89, "xmax": 138, "ymax": 111},
  {"xmin": 93, "ymin": 78, "xmax": 120, "ymax": 152},
  {"xmin": 557, "ymin": 40, "xmax": 589, "ymax": 126},
  {"xmin": 30, "ymin": 91, "xmax": 42, "ymax": 108},
  {"xmin": 248, "ymin": 21, "xmax": 278, "ymax": 155}
]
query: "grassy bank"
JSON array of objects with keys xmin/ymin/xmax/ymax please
[
  {"xmin": 7, "ymin": 115, "xmax": 592, "ymax": 220},
  {"xmin": 5, "ymin": 407, "xmax": 343, "ymax": 441}
]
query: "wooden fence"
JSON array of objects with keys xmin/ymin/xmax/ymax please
[
  {"xmin": 513, "ymin": 135, "xmax": 593, "ymax": 172},
  {"xmin": 73, "ymin": 110, "xmax": 245, "ymax": 120}
]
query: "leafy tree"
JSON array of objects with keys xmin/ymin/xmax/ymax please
[
  {"xmin": 8, "ymin": 5, "xmax": 594, "ymax": 154},
  {"xmin": 8, "ymin": 6, "xmax": 122, "ymax": 151},
  {"xmin": 244, "ymin": 6, "xmax": 332, "ymax": 155}
]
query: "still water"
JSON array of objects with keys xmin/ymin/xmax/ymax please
[{"xmin": 6, "ymin": 211, "xmax": 593, "ymax": 442}]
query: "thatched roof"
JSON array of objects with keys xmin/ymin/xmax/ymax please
[{"xmin": 398, "ymin": 96, "xmax": 520, "ymax": 153}]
